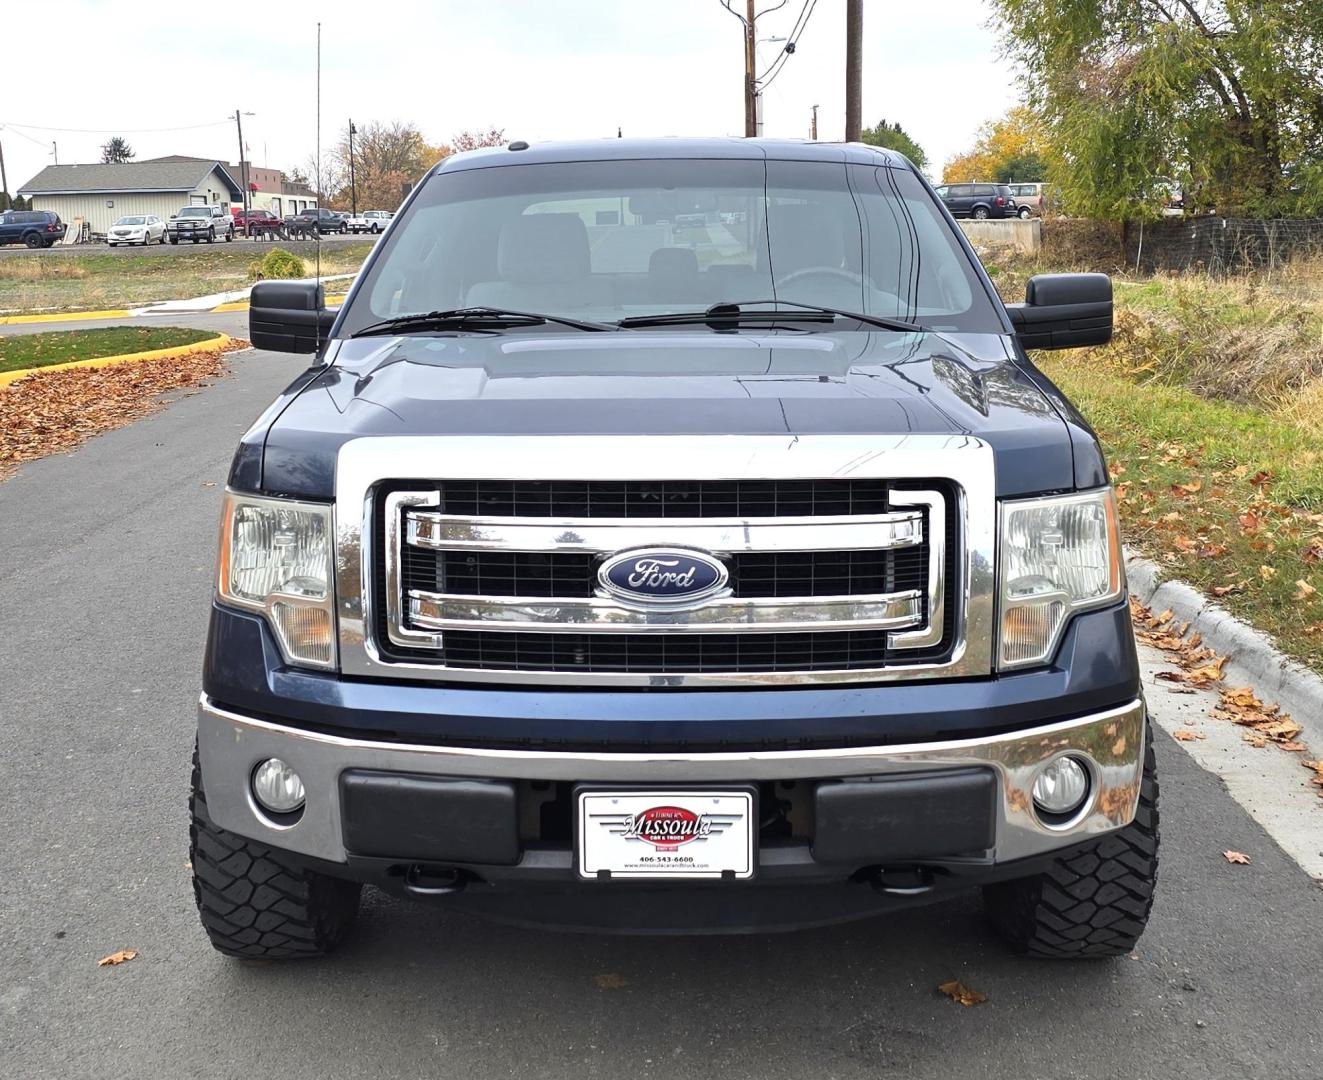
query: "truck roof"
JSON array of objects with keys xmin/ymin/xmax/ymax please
[{"xmin": 431, "ymin": 137, "xmax": 911, "ymax": 176}]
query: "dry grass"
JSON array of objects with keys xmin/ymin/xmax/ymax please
[
  {"xmin": 0, "ymin": 257, "xmax": 90, "ymax": 281},
  {"xmin": 0, "ymin": 242, "xmax": 373, "ymax": 313}
]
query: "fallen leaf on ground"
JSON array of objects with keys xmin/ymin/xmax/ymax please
[
  {"xmin": 97, "ymin": 949, "xmax": 138, "ymax": 967},
  {"xmin": 1259, "ymin": 565, "xmax": 1277, "ymax": 580},
  {"xmin": 1211, "ymin": 581, "xmax": 1248, "ymax": 597},
  {"xmin": 1173, "ymin": 729, "xmax": 1205, "ymax": 741},
  {"xmin": 1171, "ymin": 481, "xmax": 1202, "ymax": 496},
  {"xmin": 1294, "ymin": 579, "xmax": 1317, "ymax": 600},
  {"xmin": 1303, "ymin": 760, "xmax": 1323, "ymax": 797},
  {"xmin": 937, "ymin": 980, "xmax": 988, "ymax": 1007},
  {"xmin": 1221, "ymin": 851, "xmax": 1250, "ymax": 865},
  {"xmin": 0, "ymin": 343, "xmax": 243, "ymax": 480}
]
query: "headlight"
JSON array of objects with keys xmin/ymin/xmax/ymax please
[
  {"xmin": 217, "ymin": 492, "xmax": 336, "ymax": 669},
  {"xmin": 997, "ymin": 488, "xmax": 1122, "ymax": 670}
]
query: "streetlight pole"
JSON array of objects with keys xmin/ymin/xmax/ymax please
[
  {"xmin": 811, "ymin": 104, "xmax": 819, "ymax": 141},
  {"xmin": 348, "ymin": 120, "xmax": 357, "ymax": 217},
  {"xmin": 744, "ymin": 0, "xmax": 757, "ymax": 137}
]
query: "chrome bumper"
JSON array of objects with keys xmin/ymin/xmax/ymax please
[{"xmin": 197, "ymin": 695, "xmax": 1146, "ymax": 867}]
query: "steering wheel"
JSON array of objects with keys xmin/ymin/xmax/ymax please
[{"xmin": 777, "ymin": 266, "xmax": 866, "ymax": 292}]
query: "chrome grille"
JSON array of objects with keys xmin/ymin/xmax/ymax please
[
  {"xmin": 333, "ymin": 435, "xmax": 996, "ymax": 687},
  {"xmin": 376, "ymin": 483, "xmax": 949, "ymax": 676}
]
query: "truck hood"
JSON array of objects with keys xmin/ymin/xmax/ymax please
[{"xmin": 245, "ymin": 330, "xmax": 1101, "ymax": 499}]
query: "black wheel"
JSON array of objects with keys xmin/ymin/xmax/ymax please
[
  {"xmin": 206, "ymin": 227, "xmax": 215, "ymax": 244},
  {"xmin": 225, "ymin": 228, "xmax": 233, "ymax": 242},
  {"xmin": 972, "ymin": 207, "xmax": 990, "ymax": 220},
  {"xmin": 983, "ymin": 724, "xmax": 1159, "ymax": 959},
  {"xmin": 23, "ymin": 232, "xmax": 42, "ymax": 249},
  {"xmin": 1018, "ymin": 206, "xmax": 1032, "ymax": 219},
  {"xmin": 160, "ymin": 231, "xmax": 167, "ymax": 244},
  {"xmin": 190, "ymin": 745, "xmax": 361, "ymax": 959},
  {"xmin": 371, "ymin": 224, "xmax": 380, "ymax": 234}
]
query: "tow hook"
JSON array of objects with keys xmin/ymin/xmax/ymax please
[
  {"xmin": 868, "ymin": 866, "xmax": 936, "ymax": 896},
  {"xmin": 403, "ymin": 865, "xmax": 468, "ymax": 897}
]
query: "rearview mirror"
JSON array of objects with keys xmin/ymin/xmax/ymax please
[
  {"xmin": 1005, "ymin": 273, "xmax": 1112, "ymax": 350},
  {"xmin": 249, "ymin": 280, "xmax": 337, "ymax": 353}
]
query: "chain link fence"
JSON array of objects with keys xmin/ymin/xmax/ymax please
[{"xmin": 1124, "ymin": 217, "xmax": 1323, "ymax": 275}]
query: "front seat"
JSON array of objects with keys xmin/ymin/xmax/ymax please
[{"xmin": 466, "ymin": 213, "xmax": 607, "ymax": 311}]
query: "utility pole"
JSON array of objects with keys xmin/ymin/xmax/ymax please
[
  {"xmin": 0, "ymin": 137, "xmax": 9, "ymax": 210},
  {"xmin": 234, "ymin": 109, "xmax": 250, "ymax": 217},
  {"xmin": 845, "ymin": 0, "xmax": 862, "ymax": 142},
  {"xmin": 744, "ymin": 0, "xmax": 758, "ymax": 137},
  {"xmin": 348, "ymin": 120, "xmax": 358, "ymax": 216},
  {"xmin": 52, "ymin": 141, "xmax": 58, "ymax": 165},
  {"xmin": 810, "ymin": 104, "xmax": 819, "ymax": 141}
]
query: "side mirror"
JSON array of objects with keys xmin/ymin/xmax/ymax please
[
  {"xmin": 249, "ymin": 280, "xmax": 338, "ymax": 353},
  {"xmin": 1006, "ymin": 272, "xmax": 1112, "ymax": 350}
]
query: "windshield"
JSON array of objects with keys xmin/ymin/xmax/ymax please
[
  {"xmin": 115, "ymin": 216, "xmax": 147, "ymax": 225},
  {"xmin": 179, "ymin": 208, "xmax": 209, "ymax": 217},
  {"xmin": 341, "ymin": 157, "xmax": 1001, "ymax": 335}
]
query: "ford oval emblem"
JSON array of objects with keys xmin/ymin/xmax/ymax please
[{"xmin": 598, "ymin": 547, "xmax": 729, "ymax": 606}]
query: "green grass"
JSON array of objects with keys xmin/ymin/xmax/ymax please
[
  {"xmin": 1039, "ymin": 354, "xmax": 1323, "ymax": 674},
  {"xmin": 0, "ymin": 241, "xmax": 373, "ymax": 314},
  {"xmin": 0, "ymin": 326, "xmax": 217, "ymax": 373}
]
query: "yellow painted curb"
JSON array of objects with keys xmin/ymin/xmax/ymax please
[
  {"xmin": 0, "ymin": 333, "xmax": 234, "ymax": 388},
  {"xmin": 211, "ymin": 293, "xmax": 346, "ymax": 314},
  {"xmin": 0, "ymin": 308, "xmax": 133, "ymax": 325}
]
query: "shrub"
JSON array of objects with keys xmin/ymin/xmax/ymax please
[{"xmin": 249, "ymin": 248, "xmax": 306, "ymax": 281}]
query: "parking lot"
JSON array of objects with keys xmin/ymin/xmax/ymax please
[
  {"xmin": 1, "ymin": 316, "xmax": 1320, "ymax": 1079},
  {"xmin": 0, "ymin": 233, "xmax": 372, "ymax": 259}
]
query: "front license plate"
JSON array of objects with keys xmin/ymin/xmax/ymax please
[{"xmin": 577, "ymin": 790, "xmax": 754, "ymax": 880}]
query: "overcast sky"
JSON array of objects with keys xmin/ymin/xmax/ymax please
[{"xmin": 1, "ymin": 0, "xmax": 1017, "ymax": 193}]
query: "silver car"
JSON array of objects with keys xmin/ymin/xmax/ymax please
[{"xmin": 107, "ymin": 214, "xmax": 166, "ymax": 246}]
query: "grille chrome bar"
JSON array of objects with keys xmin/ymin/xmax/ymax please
[
  {"xmin": 408, "ymin": 588, "xmax": 924, "ymax": 635},
  {"xmin": 407, "ymin": 510, "xmax": 924, "ymax": 555},
  {"xmin": 333, "ymin": 435, "xmax": 997, "ymax": 687}
]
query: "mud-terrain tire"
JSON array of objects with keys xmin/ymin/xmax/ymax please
[
  {"xmin": 983, "ymin": 724, "xmax": 1159, "ymax": 958},
  {"xmin": 190, "ymin": 747, "xmax": 360, "ymax": 958}
]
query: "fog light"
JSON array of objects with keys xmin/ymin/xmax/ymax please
[
  {"xmin": 1032, "ymin": 755, "xmax": 1090, "ymax": 816},
  {"xmin": 252, "ymin": 758, "xmax": 305, "ymax": 814}
]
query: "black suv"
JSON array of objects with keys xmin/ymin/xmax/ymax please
[
  {"xmin": 0, "ymin": 210, "xmax": 67, "ymax": 248},
  {"xmin": 934, "ymin": 183, "xmax": 1018, "ymax": 220}
]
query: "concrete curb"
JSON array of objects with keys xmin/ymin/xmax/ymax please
[
  {"xmin": 0, "ymin": 333, "xmax": 233, "ymax": 388},
  {"xmin": 1127, "ymin": 553, "xmax": 1323, "ymax": 752}
]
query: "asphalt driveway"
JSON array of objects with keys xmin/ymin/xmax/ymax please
[{"xmin": 1, "ymin": 343, "xmax": 1320, "ymax": 1080}]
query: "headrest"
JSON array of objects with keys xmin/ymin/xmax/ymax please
[
  {"xmin": 767, "ymin": 203, "xmax": 846, "ymax": 273},
  {"xmin": 497, "ymin": 213, "xmax": 591, "ymax": 283},
  {"xmin": 648, "ymin": 246, "xmax": 699, "ymax": 280}
]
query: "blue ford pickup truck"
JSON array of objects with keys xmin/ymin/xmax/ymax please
[{"xmin": 192, "ymin": 139, "xmax": 1156, "ymax": 959}]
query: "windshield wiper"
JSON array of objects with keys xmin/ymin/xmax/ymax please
[
  {"xmin": 351, "ymin": 306, "xmax": 613, "ymax": 337},
  {"xmin": 617, "ymin": 301, "xmax": 926, "ymax": 333}
]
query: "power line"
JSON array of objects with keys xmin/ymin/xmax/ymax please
[
  {"xmin": 0, "ymin": 118, "xmax": 233, "ymax": 135},
  {"xmin": 757, "ymin": 0, "xmax": 817, "ymax": 90}
]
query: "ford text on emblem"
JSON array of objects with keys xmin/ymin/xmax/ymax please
[{"xmin": 597, "ymin": 547, "xmax": 728, "ymax": 605}]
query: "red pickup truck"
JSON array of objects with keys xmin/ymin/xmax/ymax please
[{"xmin": 232, "ymin": 208, "xmax": 283, "ymax": 236}]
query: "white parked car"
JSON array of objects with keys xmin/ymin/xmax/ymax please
[
  {"xmin": 107, "ymin": 214, "xmax": 166, "ymax": 246},
  {"xmin": 346, "ymin": 209, "xmax": 393, "ymax": 234}
]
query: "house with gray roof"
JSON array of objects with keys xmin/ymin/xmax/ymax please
[{"xmin": 18, "ymin": 160, "xmax": 244, "ymax": 236}]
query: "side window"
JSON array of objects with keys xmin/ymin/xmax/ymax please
[
  {"xmin": 973, "ymin": 185, "xmax": 994, "ymax": 197},
  {"xmin": 934, "ymin": 186, "xmax": 949, "ymax": 198}
]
